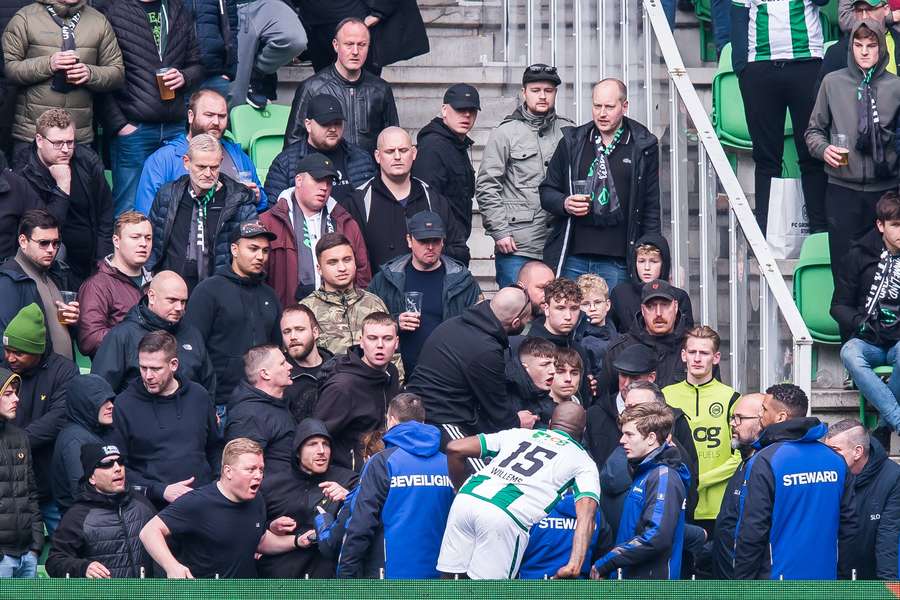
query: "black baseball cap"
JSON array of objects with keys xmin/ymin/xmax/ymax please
[
  {"xmin": 231, "ymin": 219, "xmax": 277, "ymax": 243},
  {"xmin": 612, "ymin": 345, "xmax": 657, "ymax": 376},
  {"xmin": 407, "ymin": 210, "xmax": 446, "ymax": 240},
  {"xmin": 306, "ymin": 94, "xmax": 345, "ymax": 125},
  {"xmin": 80, "ymin": 443, "xmax": 121, "ymax": 476},
  {"xmin": 522, "ymin": 64, "xmax": 561, "ymax": 87},
  {"xmin": 443, "ymin": 83, "xmax": 481, "ymax": 111},
  {"xmin": 297, "ymin": 153, "xmax": 339, "ymax": 180},
  {"xmin": 641, "ymin": 279, "xmax": 677, "ymax": 304}
]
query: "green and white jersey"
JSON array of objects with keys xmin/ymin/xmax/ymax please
[
  {"xmin": 461, "ymin": 428, "xmax": 601, "ymax": 531},
  {"xmin": 735, "ymin": 0, "xmax": 824, "ymax": 62}
]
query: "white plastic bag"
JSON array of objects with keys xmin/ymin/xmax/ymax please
[{"xmin": 766, "ymin": 178, "xmax": 809, "ymax": 260}]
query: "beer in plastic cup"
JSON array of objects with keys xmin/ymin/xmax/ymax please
[
  {"xmin": 831, "ymin": 134, "xmax": 849, "ymax": 167},
  {"xmin": 156, "ymin": 68, "xmax": 175, "ymax": 101}
]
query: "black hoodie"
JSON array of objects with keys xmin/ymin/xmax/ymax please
[
  {"xmin": 184, "ymin": 265, "xmax": 282, "ymax": 405},
  {"xmin": 520, "ymin": 316, "xmax": 593, "ymax": 404},
  {"xmin": 842, "ymin": 438, "xmax": 900, "ymax": 580},
  {"xmin": 406, "ymin": 300, "xmax": 518, "ymax": 433},
  {"xmin": 225, "ymin": 380, "xmax": 297, "ymax": 476},
  {"xmin": 112, "ymin": 377, "xmax": 218, "ymax": 505},
  {"xmin": 313, "ymin": 347, "xmax": 400, "ymax": 472},
  {"xmin": 258, "ymin": 418, "xmax": 359, "ymax": 579},
  {"xmin": 91, "ymin": 297, "xmax": 216, "ymax": 394},
  {"xmin": 504, "ymin": 336, "xmax": 555, "ymax": 427},
  {"xmin": 609, "ymin": 233, "xmax": 694, "ymax": 334},
  {"xmin": 284, "ymin": 348, "xmax": 335, "ymax": 422},
  {"xmin": 51, "ymin": 374, "xmax": 116, "ymax": 511}
]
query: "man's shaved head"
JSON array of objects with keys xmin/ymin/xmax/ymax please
[
  {"xmin": 490, "ymin": 286, "xmax": 532, "ymax": 334},
  {"xmin": 147, "ymin": 271, "xmax": 188, "ymax": 323},
  {"xmin": 377, "ymin": 126, "xmax": 412, "ymax": 149},
  {"xmin": 149, "ymin": 270, "xmax": 186, "ymax": 294},
  {"xmin": 516, "ymin": 261, "xmax": 555, "ymax": 316},
  {"xmin": 549, "ymin": 402, "xmax": 587, "ymax": 439}
]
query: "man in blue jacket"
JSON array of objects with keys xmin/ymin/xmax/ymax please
[
  {"xmin": 337, "ymin": 393, "xmax": 455, "ymax": 579},
  {"xmin": 733, "ymin": 383, "xmax": 857, "ymax": 580},
  {"xmin": 134, "ymin": 89, "xmax": 266, "ymax": 214},
  {"xmin": 591, "ymin": 402, "xmax": 689, "ymax": 580}
]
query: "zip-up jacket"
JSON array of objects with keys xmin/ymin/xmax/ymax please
[
  {"xmin": 313, "ymin": 346, "xmax": 400, "ymax": 472},
  {"xmin": 224, "ymin": 380, "xmax": 297, "ymax": 476},
  {"xmin": 0, "ymin": 417, "xmax": 43, "ymax": 558},
  {"xmin": 337, "ymin": 420, "xmax": 454, "ymax": 579},
  {"xmin": 46, "ymin": 486, "xmax": 155, "ymax": 578},
  {"xmin": 733, "ymin": 418, "xmax": 858, "ymax": 580},
  {"xmin": 601, "ymin": 312, "xmax": 689, "ymax": 394},
  {"xmin": 539, "ymin": 117, "xmax": 661, "ymax": 275},
  {"xmin": 663, "ymin": 378, "xmax": 741, "ymax": 520},
  {"xmin": 712, "ymin": 446, "xmax": 753, "ymax": 579},
  {"xmin": 592, "ymin": 443, "xmax": 689, "ymax": 579}
]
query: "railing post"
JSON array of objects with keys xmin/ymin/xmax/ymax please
[
  {"xmin": 730, "ymin": 210, "xmax": 748, "ymax": 392},
  {"xmin": 503, "ymin": 0, "xmax": 510, "ymax": 63},
  {"xmin": 643, "ymin": 4, "xmax": 654, "ymax": 131},
  {"xmin": 668, "ymin": 80, "xmax": 689, "ymax": 292},
  {"xmin": 598, "ymin": 0, "xmax": 606, "ymax": 80},
  {"xmin": 526, "ymin": 0, "xmax": 534, "ymax": 66},
  {"xmin": 698, "ymin": 144, "xmax": 717, "ymax": 331},
  {"xmin": 622, "ymin": 0, "xmax": 630, "ymax": 84},
  {"xmin": 574, "ymin": 0, "xmax": 583, "ymax": 123}
]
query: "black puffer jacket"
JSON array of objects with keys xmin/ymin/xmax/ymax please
[
  {"xmin": 258, "ymin": 418, "xmax": 359, "ymax": 578},
  {"xmin": 91, "ymin": 297, "xmax": 216, "ymax": 395},
  {"xmin": 225, "ymin": 380, "xmax": 297, "ymax": 476},
  {"xmin": 46, "ymin": 486, "xmax": 156, "ymax": 578},
  {"xmin": 51, "ymin": 374, "xmax": 115, "ymax": 511},
  {"xmin": 0, "ymin": 170, "xmax": 44, "ymax": 260},
  {"xmin": 184, "ymin": 0, "xmax": 237, "ymax": 80},
  {"xmin": 146, "ymin": 174, "xmax": 258, "ymax": 275},
  {"xmin": 411, "ymin": 117, "xmax": 476, "ymax": 239},
  {"xmin": 284, "ymin": 65, "xmax": 399, "ymax": 155},
  {"xmin": 15, "ymin": 143, "xmax": 114, "ymax": 281},
  {"xmin": 0, "ymin": 418, "xmax": 43, "ymax": 557},
  {"xmin": 601, "ymin": 313, "xmax": 689, "ymax": 394},
  {"xmin": 97, "ymin": 0, "xmax": 203, "ymax": 132}
]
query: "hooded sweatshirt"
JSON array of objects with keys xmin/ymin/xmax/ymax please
[
  {"xmin": 111, "ymin": 377, "xmax": 218, "ymax": 505},
  {"xmin": 50, "ymin": 374, "xmax": 115, "ymax": 511},
  {"xmin": 338, "ymin": 420, "xmax": 454, "ymax": 579},
  {"xmin": 183, "ymin": 265, "xmax": 282, "ymax": 405},
  {"xmin": 258, "ymin": 418, "xmax": 359, "ymax": 579},
  {"xmin": 807, "ymin": 20, "xmax": 900, "ymax": 191},
  {"xmin": 601, "ymin": 311, "xmax": 690, "ymax": 394},
  {"xmin": 225, "ymin": 380, "xmax": 297, "ymax": 476},
  {"xmin": 504, "ymin": 336, "xmax": 556, "ymax": 427},
  {"xmin": 609, "ymin": 233, "xmax": 694, "ymax": 334},
  {"xmin": 313, "ymin": 347, "xmax": 400, "ymax": 472}
]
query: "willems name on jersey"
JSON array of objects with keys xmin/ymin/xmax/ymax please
[{"xmin": 782, "ymin": 470, "xmax": 839, "ymax": 486}]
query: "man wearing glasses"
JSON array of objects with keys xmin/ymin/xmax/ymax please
[
  {"xmin": 476, "ymin": 64, "xmax": 572, "ymax": 288},
  {"xmin": 15, "ymin": 108, "xmax": 113, "ymax": 286}
]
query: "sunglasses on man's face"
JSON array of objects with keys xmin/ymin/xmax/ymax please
[
  {"xmin": 96, "ymin": 458, "xmax": 123, "ymax": 470},
  {"xmin": 30, "ymin": 238, "xmax": 61, "ymax": 249}
]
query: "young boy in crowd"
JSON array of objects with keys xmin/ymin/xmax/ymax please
[
  {"xmin": 609, "ymin": 234, "xmax": 693, "ymax": 334},
  {"xmin": 550, "ymin": 348, "xmax": 584, "ymax": 405},
  {"xmin": 506, "ymin": 337, "xmax": 557, "ymax": 429},
  {"xmin": 574, "ymin": 274, "xmax": 617, "ymax": 385}
]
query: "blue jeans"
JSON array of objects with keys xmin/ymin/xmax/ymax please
[
  {"xmin": 660, "ymin": 0, "xmax": 676, "ymax": 29},
  {"xmin": 40, "ymin": 500, "xmax": 60, "ymax": 538},
  {"xmin": 841, "ymin": 337, "xmax": 900, "ymax": 430},
  {"xmin": 561, "ymin": 255, "xmax": 628, "ymax": 290},
  {"xmin": 110, "ymin": 122, "xmax": 184, "ymax": 216},
  {"xmin": 494, "ymin": 254, "xmax": 531, "ymax": 289},
  {"xmin": 0, "ymin": 552, "xmax": 37, "ymax": 578},
  {"xmin": 711, "ymin": 0, "xmax": 732, "ymax": 52}
]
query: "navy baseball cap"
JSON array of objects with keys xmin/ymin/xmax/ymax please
[{"xmin": 407, "ymin": 211, "xmax": 446, "ymax": 240}]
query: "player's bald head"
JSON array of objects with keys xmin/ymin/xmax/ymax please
[{"xmin": 549, "ymin": 402, "xmax": 587, "ymax": 438}]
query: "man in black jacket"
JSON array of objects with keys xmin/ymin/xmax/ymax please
[
  {"xmin": 406, "ymin": 286, "xmax": 534, "ymax": 467},
  {"xmin": 313, "ymin": 312, "xmax": 400, "ymax": 471},
  {"xmin": 412, "ymin": 84, "xmax": 480, "ymax": 242},
  {"xmin": 834, "ymin": 192, "xmax": 900, "ymax": 432},
  {"xmin": 602, "ymin": 280, "xmax": 688, "ymax": 395},
  {"xmin": 98, "ymin": 0, "xmax": 204, "ymax": 215},
  {"xmin": 46, "ymin": 444, "xmax": 156, "ymax": 578},
  {"xmin": 3, "ymin": 302, "xmax": 77, "ymax": 535},
  {"xmin": 345, "ymin": 127, "xmax": 469, "ymax": 269},
  {"xmin": 539, "ymin": 79, "xmax": 660, "ymax": 287},
  {"xmin": 0, "ymin": 169, "xmax": 41, "ymax": 260},
  {"xmin": 0, "ymin": 0, "xmax": 30, "ymax": 162},
  {"xmin": 280, "ymin": 304, "xmax": 332, "ymax": 421},
  {"xmin": 0, "ymin": 367, "xmax": 43, "ymax": 578},
  {"xmin": 225, "ymin": 345, "xmax": 297, "ymax": 475},
  {"xmin": 264, "ymin": 93, "xmax": 376, "ymax": 204},
  {"xmin": 112, "ymin": 331, "xmax": 218, "ymax": 509},
  {"xmin": 368, "ymin": 210, "xmax": 481, "ymax": 374},
  {"xmin": 146, "ymin": 133, "xmax": 258, "ymax": 292},
  {"xmin": 284, "ymin": 18, "xmax": 398, "ymax": 155},
  {"xmin": 15, "ymin": 109, "xmax": 113, "ymax": 285},
  {"xmin": 825, "ymin": 418, "xmax": 900, "ymax": 580},
  {"xmin": 183, "ymin": 219, "xmax": 282, "ymax": 410},
  {"xmin": 258, "ymin": 418, "xmax": 358, "ymax": 578},
  {"xmin": 92, "ymin": 271, "xmax": 215, "ymax": 394}
]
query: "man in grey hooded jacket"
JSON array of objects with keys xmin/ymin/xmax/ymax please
[{"xmin": 806, "ymin": 20, "xmax": 900, "ymax": 280}]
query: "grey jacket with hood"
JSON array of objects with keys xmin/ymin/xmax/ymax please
[
  {"xmin": 475, "ymin": 105, "xmax": 574, "ymax": 258},
  {"xmin": 806, "ymin": 20, "xmax": 900, "ymax": 191}
]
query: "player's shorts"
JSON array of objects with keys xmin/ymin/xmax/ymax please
[{"xmin": 436, "ymin": 492, "xmax": 529, "ymax": 579}]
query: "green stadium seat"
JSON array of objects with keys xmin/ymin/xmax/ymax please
[
  {"xmin": 75, "ymin": 348, "xmax": 91, "ymax": 375},
  {"xmin": 229, "ymin": 104, "xmax": 291, "ymax": 152},
  {"xmin": 249, "ymin": 128, "xmax": 285, "ymax": 181},
  {"xmin": 781, "ymin": 136, "xmax": 801, "ymax": 179},
  {"xmin": 793, "ymin": 232, "xmax": 840, "ymax": 344}
]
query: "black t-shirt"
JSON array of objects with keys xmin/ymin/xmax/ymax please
[
  {"xmin": 62, "ymin": 168, "xmax": 93, "ymax": 279},
  {"xmin": 157, "ymin": 482, "xmax": 266, "ymax": 579},
  {"xmin": 400, "ymin": 261, "xmax": 445, "ymax": 375},
  {"xmin": 142, "ymin": 0, "xmax": 163, "ymax": 52},
  {"xmin": 570, "ymin": 125, "xmax": 634, "ymax": 259},
  {"xmin": 161, "ymin": 186, "xmax": 227, "ymax": 291},
  {"xmin": 322, "ymin": 145, "xmax": 352, "ymax": 203}
]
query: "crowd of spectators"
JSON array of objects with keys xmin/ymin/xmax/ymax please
[{"xmin": 0, "ymin": 0, "xmax": 895, "ymax": 585}]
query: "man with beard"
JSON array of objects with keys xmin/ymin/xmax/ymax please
[
  {"xmin": 140, "ymin": 438, "xmax": 300, "ymax": 578},
  {"xmin": 476, "ymin": 64, "xmax": 572, "ymax": 287},
  {"xmin": 135, "ymin": 89, "xmax": 266, "ymax": 214},
  {"xmin": 279, "ymin": 304, "xmax": 332, "ymax": 422}
]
